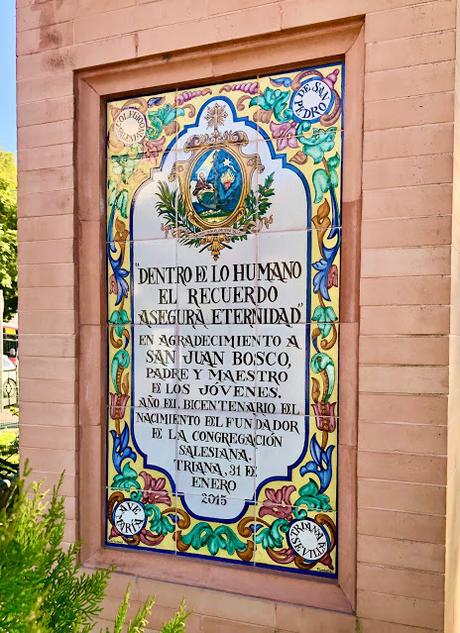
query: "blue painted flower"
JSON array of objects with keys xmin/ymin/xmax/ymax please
[
  {"xmin": 300, "ymin": 435, "xmax": 334, "ymax": 493},
  {"xmin": 110, "ymin": 423, "xmax": 137, "ymax": 474}
]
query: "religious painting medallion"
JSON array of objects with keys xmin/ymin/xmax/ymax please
[{"xmin": 106, "ymin": 63, "xmax": 343, "ymax": 577}]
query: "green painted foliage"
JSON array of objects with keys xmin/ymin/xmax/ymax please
[
  {"xmin": 311, "ymin": 306, "xmax": 338, "ymax": 338},
  {"xmin": 295, "ymin": 479, "xmax": 332, "ymax": 511},
  {"xmin": 312, "ymin": 152, "xmax": 341, "ymax": 204},
  {"xmin": 254, "ymin": 518, "xmax": 289, "ymax": 549},
  {"xmin": 112, "ymin": 462, "xmax": 140, "ymax": 491},
  {"xmin": 249, "ymin": 88, "xmax": 292, "ymax": 122},
  {"xmin": 182, "ymin": 522, "xmax": 246, "ymax": 556},
  {"xmin": 108, "ymin": 309, "xmax": 130, "ymax": 337},
  {"xmin": 147, "ymin": 504, "xmax": 175, "ymax": 536}
]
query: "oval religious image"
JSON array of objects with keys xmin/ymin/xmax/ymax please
[{"xmin": 190, "ymin": 147, "xmax": 243, "ymax": 225}]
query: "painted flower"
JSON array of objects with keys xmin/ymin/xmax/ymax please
[
  {"xmin": 312, "ymin": 402, "xmax": 337, "ymax": 433},
  {"xmin": 144, "ymin": 136, "xmax": 166, "ymax": 160},
  {"xmin": 327, "ymin": 264, "xmax": 338, "ymax": 289},
  {"xmin": 110, "ymin": 525, "xmax": 121, "ymax": 538},
  {"xmin": 110, "ymin": 392, "xmax": 129, "ymax": 420},
  {"xmin": 140, "ymin": 472, "xmax": 171, "ymax": 505},
  {"xmin": 300, "ymin": 436, "xmax": 334, "ymax": 494},
  {"xmin": 270, "ymin": 121, "xmax": 299, "ymax": 151},
  {"xmin": 109, "ymin": 273, "xmax": 118, "ymax": 295},
  {"xmin": 259, "ymin": 485, "xmax": 296, "ymax": 519},
  {"xmin": 110, "ymin": 424, "xmax": 137, "ymax": 474}
]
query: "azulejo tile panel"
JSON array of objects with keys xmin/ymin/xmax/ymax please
[{"xmin": 106, "ymin": 63, "xmax": 343, "ymax": 577}]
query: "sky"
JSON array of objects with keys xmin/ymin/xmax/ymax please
[{"xmin": 0, "ymin": 1, "xmax": 16, "ymax": 154}]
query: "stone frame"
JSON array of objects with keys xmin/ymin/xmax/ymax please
[{"xmin": 76, "ymin": 17, "xmax": 363, "ymax": 612}]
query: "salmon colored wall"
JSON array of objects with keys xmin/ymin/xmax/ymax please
[
  {"xmin": 445, "ymin": 2, "xmax": 460, "ymax": 632},
  {"xmin": 16, "ymin": 1, "xmax": 457, "ymax": 632}
]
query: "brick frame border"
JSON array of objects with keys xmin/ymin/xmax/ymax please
[{"xmin": 76, "ymin": 17, "xmax": 363, "ymax": 613}]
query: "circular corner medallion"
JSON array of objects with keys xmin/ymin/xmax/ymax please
[
  {"xmin": 287, "ymin": 518, "xmax": 329, "ymax": 562},
  {"xmin": 114, "ymin": 107, "xmax": 147, "ymax": 146},
  {"xmin": 113, "ymin": 499, "xmax": 146, "ymax": 536},
  {"xmin": 291, "ymin": 78, "xmax": 334, "ymax": 123}
]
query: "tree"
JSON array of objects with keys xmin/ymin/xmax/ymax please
[{"xmin": 0, "ymin": 150, "xmax": 17, "ymax": 321}]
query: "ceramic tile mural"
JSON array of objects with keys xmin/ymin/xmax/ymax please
[{"xmin": 106, "ymin": 63, "xmax": 343, "ymax": 577}]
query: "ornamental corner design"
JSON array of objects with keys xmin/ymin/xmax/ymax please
[{"xmin": 106, "ymin": 63, "xmax": 343, "ymax": 577}]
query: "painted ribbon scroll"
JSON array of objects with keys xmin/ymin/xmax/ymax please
[{"xmin": 106, "ymin": 63, "xmax": 343, "ymax": 577}]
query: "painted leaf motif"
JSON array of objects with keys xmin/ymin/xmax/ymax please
[
  {"xmin": 214, "ymin": 526, "xmax": 247, "ymax": 555},
  {"xmin": 310, "ymin": 352, "xmax": 335, "ymax": 400},
  {"xmin": 250, "ymin": 88, "xmax": 292, "ymax": 121},
  {"xmin": 112, "ymin": 461, "xmax": 140, "ymax": 490},
  {"xmin": 182, "ymin": 523, "xmax": 212, "ymax": 550},
  {"xmin": 109, "ymin": 309, "xmax": 130, "ymax": 338},
  {"xmin": 300, "ymin": 128, "xmax": 336, "ymax": 164},
  {"xmin": 112, "ymin": 156, "xmax": 136, "ymax": 184},
  {"xmin": 254, "ymin": 518, "xmax": 289, "ymax": 549},
  {"xmin": 311, "ymin": 306, "xmax": 337, "ymax": 337},
  {"xmin": 312, "ymin": 169, "xmax": 330, "ymax": 204},
  {"xmin": 182, "ymin": 523, "xmax": 246, "ymax": 556},
  {"xmin": 327, "ymin": 153, "xmax": 340, "ymax": 188},
  {"xmin": 149, "ymin": 505, "xmax": 175, "ymax": 535},
  {"xmin": 295, "ymin": 478, "xmax": 332, "ymax": 511},
  {"xmin": 115, "ymin": 190, "xmax": 129, "ymax": 219},
  {"xmin": 111, "ymin": 349, "xmax": 130, "ymax": 393},
  {"xmin": 107, "ymin": 180, "xmax": 117, "ymax": 206}
]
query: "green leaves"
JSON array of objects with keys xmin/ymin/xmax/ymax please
[
  {"xmin": 112, "ymin": 155, "xmax": 136, "ymax": 184},
  {"xmin": 161, "ymin": 601, "xmax": 189, "ymax": 633},
  {"xmin": 147, "ymin": 104, "xmax": 185, "ymax": 139},
  {"xmin": 112, "ymin": 462, "xmax": 140, "ymax": 491},
  {"xmin": 254, "ymin": 518, "xmax": 289, "ymax": 549},
  {"xmin": 156, "ymin": 181, "xmax": 199, "ymax": 237},
  {"xmin": 148, "ymin": 505, "xmax": 175, "ymax": 536},
  {"xmin": 299, "ymin": 128, "xmax": 336, "ymax": 164},
  {"xmin": 312, "ymin": 152, "xmax": 341, "ymax": 204},
  {"xmin": 112, "ymin": 586, "xmax": 155, "ymax": 633},
  {"xmin": 250, "ymin": 88, "xmax": 292, "ymax": 122},
  {"xmin": 108, "ymin": 308, "xmax": 130, "ymax": 338},
  {"xmin": 236, "ymin": 172, "xmax": 275, "ymax": 231},
  {"xmin": 182, "ymin": 522, "xmax": 246, "ymax": 556},
  {"xmin": 311, "ymin": 306, "xmax": 337, "ymax": 338},
  {"xmin": 310, "ymin": 352, "xmax": 335, "ymax": 401},
  {"xmin": 111, "ymin": 348, "xmax": 130, "ymax": 393},
  {"xmin": 0, "ymin": 468, "xmax": 187, "ymax": 632},
  {"xmin": 257, "ymin": 172, "xmax": 275, "ymax": 214},
  {"xmin": 0, "ymin": 470, "xmax": 110, "ymax": 633},
  {"xmin": 114, "ymin": 189, "xmax": 129, "ymax": 219},
  {"xmin": 295, "ymin": 478, "xmax": 332, "ymax": 511}
]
